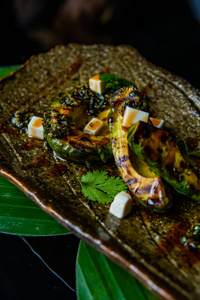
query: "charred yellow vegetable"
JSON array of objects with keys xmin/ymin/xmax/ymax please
[
  {"xmin": 128, "ymin": 121, "xmax": 200, "ymax": 201},
  {"xmin": 108, "ymin": 86, "xmax": 172, "ymax": 212}
]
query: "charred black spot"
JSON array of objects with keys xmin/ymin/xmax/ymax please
[
  {"xmin": 179, "ymin": 175, "xmax": 184, "ymax": 182},
  {"xmin": 173, "ymin": 167, "xmax": 179, "ymax": 173},
  {"xmin": 116, "ymin": 155, "xmax": 129, "ymax": 165},
  {"xmin": 140, "ymin": 184, "xmax": 154, "ymax": 193},
  {"xmin": 129, "ymin": 91, "xmax": 137, "ymax": 98},
  {"xmin": 189, "ymin": 183, "xmax": 196, "ymax": 192},
  {"xmin": 144, "ymin": 145, "xmax": 152, "ymax": 155},
  {"xmin": 80, "ymin": 136, "xmax": 91, "ymax": 142},
  {"xmin": 113, "ymin": 86, "xmax": 126, "ymax": 97},
  {"xmin": 180, "ymin": 160, "xmax": 186, "ymax": 169},
  {"xmin": 165, "ymin": 161, "xmax": 175, "ymax": 177},
  {"xmin": 69, "ymin": 140, "xmax": 92, "ymax": 150},
  {"xmin": 112, "ymin": 99, "xmax": 123, "ymax": 108},
  {"xmin": 108, "ymin": 116, "xmax": 115, "ymax": 124},
  {"xmin": 132, "ymin": 135, "xmax": 139, "ymax": 145},
  {"xmin": 122, "ymin": 96, "xmax": 133, "ymax": 101},
  {"xmin": 126, "ymin": 178, "xmax": 138, "ymax": 186},
  {"xmin": 161, "ymin": 132, "xmax": 173, "ymax": 145},
  {"xmin": 142, "ymin": 123, "xmax": 152, "ymax": 139}
]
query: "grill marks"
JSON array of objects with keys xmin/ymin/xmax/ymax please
[
  {"xmin": 68, "ymin": 133, "xmax": 110, "ymax": 152},
  {"xmin": 114, "ymin": 140, "xmax": 147, "ymax": 196},
  {"xmin": 68, "ymin": 134, "xmax": 94, "ymax": 151},
  {"xmin": 109, "ymin": 86, "xmax": 171, "ymax": 211},
  {"xmin": 116, "ymin": 155, "xmax": 129, "ymax": 165},
  {"xmin": 133, "ymin": 122, "xmax": 200, "ymax": 198},
  {"xmin": 0, "ymin": 59, "xmax": 83, "ymax": 129},
  {"xmin": 126, "ymin": 177, "xmax": 139, "ymax": 186},
  {"xmin": 116, "ymin": 150, "xmax": 163, "ymax": 203}
]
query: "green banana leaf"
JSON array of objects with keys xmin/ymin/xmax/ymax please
[
  {"xmin": 0, "ymin": 65, "xmax": 20, "ymax": 77},
  {"xmin": 76, "ymin": 240, "xmax": 159, "ymax": 300},
  {"xmin": 0, "ymin": 176, "xmax": 70, "ymax": 236},
  {"xmin": 0, "ymin": 66, "xmax": 69, "ymax": 236}
]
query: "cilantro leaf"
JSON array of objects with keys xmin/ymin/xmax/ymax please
[
  {"xmin": 78, "ymin": 170, "xmax": 127, "ymax": 204},
  {"xmin": 177, "ymin": 139, "xmax": 200, "ymax": 158},
  {"xmin": 99, "ymin": 73, "xmax": 135, "ymax": 91}
]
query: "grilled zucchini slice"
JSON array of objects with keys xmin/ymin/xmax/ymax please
[{"xmin": 108, "ymin": 86, "xmax": 172, "ymax": 212}]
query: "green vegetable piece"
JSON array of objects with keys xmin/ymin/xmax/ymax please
[
  {"xmin": 109, "ymin": 86, "xmax": 172, "ymax": 212},
  {"xmin": 127, "ymin": 121, "xmax": 200, "ymax": 201},
  {"xmin": 43, "ymin": 74, "xmax": 135, "ymax": 164},
  {"xmin": 43, "ymin": 85, "xmax": 113, "ymax": 163},
  {"xmin": 78, "ymin": 170, "xmax": 127, "ymax": 204}
]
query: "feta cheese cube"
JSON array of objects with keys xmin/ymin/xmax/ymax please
[
  {"xmin": 89, "ymin": 74, "xmax": 107, "ymax": 94},
  {"xmin": 28, "ymin": 116, "xmax": 44, "ymax": 140},
  {"xmin": 122, "ymin": 106, "xmax": 149, "ymax": 128},
  {"xmin": 84, "ymin": 118, "xmax": 104, "ymax": 135},
  {"xmin": 109, "ymin": 191, "xmax": 133, "ymax": 218},
  {"xmin": 150, "ymin": 117, "xmax": 164, "ymax": 128}
]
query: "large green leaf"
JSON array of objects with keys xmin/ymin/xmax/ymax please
[
  {"xmin": 0, "ymin": 65, "xmax": 20, "ymax": 77},
  {"xmin": 76, "ymin": 241, "xmax": 159, "ymax": 300},
  {"xmin": 0, "ymin": 176, "xmax": 70, "ymax": 236},
  {"xmin": 0, "ymin": 66, "xmax": 69, "ymax": 236}
]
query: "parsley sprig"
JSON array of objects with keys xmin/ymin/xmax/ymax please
[
  {"xmin": 99, "ymin": 73, "xmax": 134, "ymax": 91},
  {"xmin": 78, "ymin": 170, "xmax": 127, "ymax": 204}
]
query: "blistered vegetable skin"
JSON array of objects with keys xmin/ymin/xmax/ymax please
[
  {"xmin": 108, "ymin": 86, "xmax": 172, "ymax": 212},
  {"xmin": 43, "ymin": 85, "xmax": 113, "ymax": 163},
  {"xmin": 127, "ymin": 121, "xmax": 200, "ymax": 201}
]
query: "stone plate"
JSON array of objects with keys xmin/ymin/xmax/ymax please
[{"xmin": 0, "ymin": 44, "xmax": 200, "ymax": 300}]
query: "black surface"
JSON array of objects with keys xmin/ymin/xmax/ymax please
[
  {"xmin": 1, "ymin": 0, "xmax": 200, "ymax": 299},
  {"xmin": 0, "ymin": 233, "xmax": 79, "ymax": 300}
]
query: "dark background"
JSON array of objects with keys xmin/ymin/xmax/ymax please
[
  {"xmin": 1, "ymin": 0, "xmax": 200, "ymax": 89},
  {"xmin": 0, "ymin": 0, "xmax": 200, "ymax": 299}
]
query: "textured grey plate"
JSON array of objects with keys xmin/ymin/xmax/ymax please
[{"xmin": 0, "ymin": 44, "xmax": 200, "ymax": 300}]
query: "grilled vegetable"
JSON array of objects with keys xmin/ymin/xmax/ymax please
[
  {"xmin": 127, "ymin": 121, "xmax": 200, "ymax": 201},
  {"xmin": 108, "ymin": 86, "xmax": 172, "ymax": 212},
  {"xmin": 43, "ymin": 85, "xmax": 113, "ymax": 163}
]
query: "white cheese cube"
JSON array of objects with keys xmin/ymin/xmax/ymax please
[
  {"xmin": 150, "ymin": 117, "xmax": 164, "ymax": 128},
  {"xmin": 109, "ymin": 191, "xmax": 133, "ymax": 218},
  {"xmin": 28, "ymin": 116, "xmax": 44, "ymax": 140},
  {"xmin": 89, "ymin": 75, "xmax": 107, "ymax": 94},
  {"xmin": 84, "ymin": 118, "xmax": 104, "ymax": 135},
  {"xmin": 122, "ymin": 106, "xmax": 149, "ymax": 128}
]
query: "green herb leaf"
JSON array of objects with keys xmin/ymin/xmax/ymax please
[
  {"xmin": 177, "ymin": 139, "xmax": 200, "ymax": 157},
  {"xmin": 0, "ymin": 176, "xmax": 70, "ymax": 236},
  {"xmin": 99, "ymin": 73, "xmax": 119, "ymax": 82},
  {"xmin": 78, "ymin": 170, "xmax": 127, "ymax": 204},
  {"xmin": 99, "ymin": 73, "xmax": 134, "ymax": 91},
  {"xmin": 76, "ymin": 241, "xmax": 159, "ymax": 300}
]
